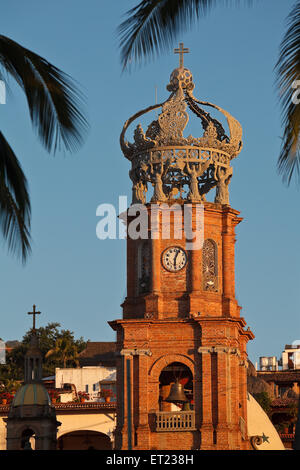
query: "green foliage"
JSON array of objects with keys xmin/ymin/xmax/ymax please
[
  {"xmin": 0, "ymin": 322, "xmax": 87, "ymax": 383},
  {"xmin": 0, "ymin": 35, "xmax": 88, "ymax": 262},
  {"xmin": 253, "ymin": 391, "xmax": 272, "ymax": 415},
  {"xmin": 287, "ymin": 400, "xmax": 299, "ymax": 421}
]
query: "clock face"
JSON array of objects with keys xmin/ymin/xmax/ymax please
[{"xmin": 162, "ymin": 246, "xmax": 187, "ymax": 272}]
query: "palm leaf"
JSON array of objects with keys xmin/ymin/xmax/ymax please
[
  {"xmin": 45, "ymin": 348, "xmax": 58, "ymax": 359},
  {"xmin": 0, "ymin": 35, "xmax": 88, "ymax": 154},
  {"xmin": 0, "ymin": 132, "xmax": 31, "ymax": 262},
  {"xmin": 276, "ymin": 1, "xmax": 300, "ymax": 184},
  {"xmin": 118, "ymin": 0, "xmax": 253, "ymax": 70}
]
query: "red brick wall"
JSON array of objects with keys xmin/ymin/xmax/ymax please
[{"xmin": 110, "ymin": 202, "xmax": 254, "ymax": 450}]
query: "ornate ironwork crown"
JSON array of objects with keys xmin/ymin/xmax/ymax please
[{"xmin": 120, "ymin": 45, "xmax": 243, "ymax": 205}]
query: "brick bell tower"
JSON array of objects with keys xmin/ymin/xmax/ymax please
[{"xmin": 109, "ymin": 44, "xmax": 254, "ymax": 450}]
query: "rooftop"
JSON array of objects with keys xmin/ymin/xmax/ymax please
[
  {"xmin": 258, "ymin": 370, "xmax": 300, "ymax": 382},
  {"xmin": 79, "ymin": 341, "xmax": 116, "ymax": 367}
]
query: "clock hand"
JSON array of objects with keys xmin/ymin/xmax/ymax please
[{"xmin": 174, "ymin": 250, "xmax": 179, "ymax": 268}]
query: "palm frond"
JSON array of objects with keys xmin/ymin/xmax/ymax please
[
  {"xmin": 276, "ymin": 1, "xmax": 300, "ymax": 185},
  {"xmin": 45, "ymin": 348, "xmax": 58, "ymax": 359},
  {"xmin": 0, "ymin": 132, "xmax": 31, "ymax": 262},
  {"xmin": 0, "ymin": 35, "xmax": 88, "ymax": 154},
  {"xmin": 118, "ymin": 0, "xmax": 253, "ymax": 70}
]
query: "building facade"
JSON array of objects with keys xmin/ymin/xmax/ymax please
[{"xmin": 110, "ymin": 46, "xmax": 255, "ymax": 450}]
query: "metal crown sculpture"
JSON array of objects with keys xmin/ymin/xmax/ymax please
[{"xmin": 120, "ymin": 43, "xmax": 243, "ymax": 206}]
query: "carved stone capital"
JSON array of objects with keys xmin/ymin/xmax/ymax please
[
  {"xmin": 239, "ymin": 359, "xmax": 248, "ymax": 368},
  {"xmin": 213, "ymin": 346, "xmax": 230, "ymax": 354},
  {"xmin": 229, "ymin": 347, "xmax": 241, "ymax": 358},
  {"xmin": 198, "ymin": 345, "xmax": 240, "ymax": 355},
  {"xmin": 197, "ymin": 346, "xmax": 214, "ymax": 354},
  {"xmin": 120, "ymin": 348, "xmax": 152, "ymax": 357}
]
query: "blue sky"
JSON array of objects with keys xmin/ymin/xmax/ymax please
[{"xmin": 0, "ymin": 0, "xmax": 299, "ymax": 367}]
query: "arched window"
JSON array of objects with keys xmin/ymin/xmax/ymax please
[
  {"xmin": 158, "ymin": 362, "xmax": 193, "ymax": 411},
  {"xmin": 21, "ymin": 428, "xmax": 36, "ymax": 450},
  {"xmin": 202, "ymin": 239, "xmax": 218, "ymax": 292}
]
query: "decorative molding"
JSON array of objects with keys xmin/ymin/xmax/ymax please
[
  {"xmin": 120, "ymin": 348, "xmax": 152, "ymax": 357},
  {"xmin": 198, "ymin": 346, "xmax": 240, "ymax": 355},
  {"xmin": 250, "ymin": 435, "xmax": 263, "ymax": 450},
  {"xmin": 239, "ymin": 359, "xmax": 248, "ymax": 368},
  {"xmin": 144, "ymin": 312, "xmax": 154, "ymax": 319},
  {"xmin": 230, "ymin": 347, "xmax": 241, "ymax": 358}
]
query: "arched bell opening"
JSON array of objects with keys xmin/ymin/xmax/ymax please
[
  {"xmin": 158, "ymin": 362, "xmax": 193, "ymax": 412},
  {"xmin": 21, "ymin": 428, "xmax": 36, "ymax": 450},
  {"xmin": 57, "ymin": 430, "xmax": 113, "ymax": 450}
]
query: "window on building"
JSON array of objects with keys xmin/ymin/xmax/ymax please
[{"xmin": 202, "ymin": 239, "xmax": 218, "ymax": 292}]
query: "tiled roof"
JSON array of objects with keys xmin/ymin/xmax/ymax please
[
  {"xmin": 54, "ymin": 402, "xmax": 116, "ymax": 411},
  {"xmin": 271, "ymin": 397, "xmax": 298, "ymax": 407},
  {"xmin": 0, "ymin": 402, "xmax": 116, "ymax": 415},
  {"xmin": 79, "ymin": 342, "xmax": 116, "ymax": 367}
]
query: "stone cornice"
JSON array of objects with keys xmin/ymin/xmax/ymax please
[
  {"xmin": 120, "ymin": 348, "xmax": 152, "ymax": 357},
  {"xmin": 198, "ymin": 346, "xmax": 242, "ymax": 357}
]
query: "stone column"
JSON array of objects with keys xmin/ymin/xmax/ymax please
[
  {"xmin": 215, "ymin": 347, "xmax": 230, "ymax": 449},
  {"xmin": 120, "ymin": 348, "xmax": 152, "ymax": 450},
  {"xmin": 188, "ymin": 204, "xmax": 204, "ymax": 315},
  {"xmin": 198, "ymin": 347, "xmax": 214, "ymax": 448},
  {"xmin": 135, "ymin": 350, "xmax": 152, "ymax": 449},
  {"xmin": 222, "ymin": 232, "xmax": 234, "ymax": 298},
  {"xmin": 229, "ymin": 348, "xmax": 242, "ymax": 449},
  {"xmin": 222, "ymin": 211, "xmax": 237, "ymax": 317},
  {"xmin": 239, "ymin": 356, "xmax": 249, "ymax": 449},
  {"xmin": 221, "ymin": 211, "xmax": 237, "ymax": 298},
  {"xmin": 118, "ymin": 351, "xmax": 132, "ymax": 449},
  {"xmin": 190, "ymin": 247, "xmax": 201, "ymax": 292}
]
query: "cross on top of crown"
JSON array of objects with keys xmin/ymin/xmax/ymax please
[{"xmin": 174, "ymin": 42, "xmax": 189, "ymax": 68}]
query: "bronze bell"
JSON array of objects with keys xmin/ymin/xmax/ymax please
[{"xmin": 165, "ymin": 379, "xmax": 188, "ymax": 403}]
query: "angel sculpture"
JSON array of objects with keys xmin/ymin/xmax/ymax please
[
  {"xmin": 129, "ymin": 167, "xmax": 147, "ymax": 205},
  {"xmin": 149, "ymin": 161, "xmax": 169, "ymax": 202},
  {"xmin": 214, "ymin": 166, "xmax": 233, "ymax": 205},
  {"xmin": 185, "ymin": 159, "xmax": 211, "ymax": 202}
]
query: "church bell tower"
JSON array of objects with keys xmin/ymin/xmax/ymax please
[
  {"xmin": 110, "ymin": 44, "xmax": 254, "ymax": 450},
  {"xmin": 5, "ymin": 306, "xmax": 60, "ymax": 450}
]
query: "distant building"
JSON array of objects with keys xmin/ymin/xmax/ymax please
[
  {"xmin": 0, "ymin": 340, "xmax": 118, "ymax": 450},
  {"xmin": 55, "ymin": 366, "xmax": 116, "ymax": 403},
  {"xmin": 258, "ymin": 344, "xmax": 300, "ymax": 373},
  {"xmin": 256, "ymin": 344, "xmax": 300, "ymax": 449},
  {"xmin": 55, "ymin": 342, "xmax": 117, "ymax": 403},
  {"xmin": 281, "ymin": 344, "xmax": 300, "ymax": 371},
  {"xmin": 259, "ymin": 356, "xmax": 278, "ymax": 372},
  {"xmin": 79, "ymin": 342, "xmax": 116, "ymax": 367}
]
